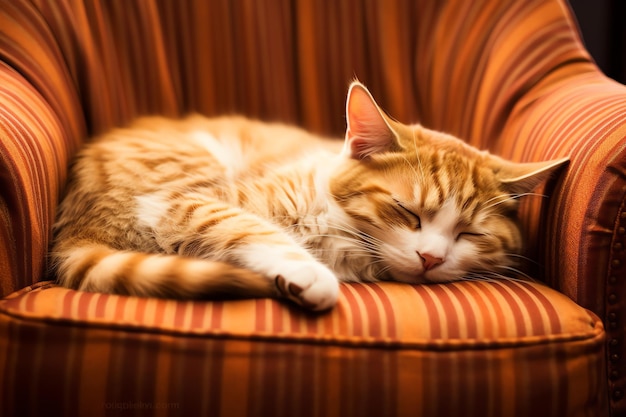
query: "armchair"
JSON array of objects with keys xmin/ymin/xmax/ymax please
[{"xmin": 1, "ymin": 0, "xmax": 623, "ymax": 416}]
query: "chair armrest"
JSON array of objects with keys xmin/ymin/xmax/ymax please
[
  {"xmin": 0, "ymin": 2, "xmax": 84, "ymax": 296},
  {"xmin": 502, "ymin": 65, "xmax": 626, "ymax": 315},
  {"xmin": 499, "ymin": 63, "xmax": 626, "ymax": 411}
]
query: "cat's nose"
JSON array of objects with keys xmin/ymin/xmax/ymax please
[{"xmin": 418, "ymin": 252, "xmax": 444, "ymax": 271}]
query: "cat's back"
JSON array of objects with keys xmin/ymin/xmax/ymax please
[
  {"xmin": 54, "ymin": 114, "xmax": 340, "ymax": 251},
  {"xmin": 61, "ymin": 114, "xmax": 342, "ymax": 227},
  {"xmin": 81, "ymin": 114, "xmax": 340, "ymax": 182}
]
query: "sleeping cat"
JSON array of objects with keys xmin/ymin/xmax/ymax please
[{"xmin": 49, "ymin": 82, "xmax": 568, "ymax": 311}]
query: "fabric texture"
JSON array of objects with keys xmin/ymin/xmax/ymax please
[{"xmin": 0, "ymin": 0, "xmax": 624, "ymax": 415}]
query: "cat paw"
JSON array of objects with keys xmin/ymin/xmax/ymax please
[{"xmin": 274, "ymin": 263, "xmax": 339, "ymax": 311}]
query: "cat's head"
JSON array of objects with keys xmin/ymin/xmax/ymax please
[{"xmin": 329, "ymin": 81, "xmax": 568, "ymax": 284}]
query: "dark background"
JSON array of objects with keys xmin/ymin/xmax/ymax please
[{"xmin": 569, "ymin": 0, "xmax": 626, "ymax": 84}]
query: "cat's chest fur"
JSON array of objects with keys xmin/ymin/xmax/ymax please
[
  {"xmin": 200, "ymin": 136, "xmax": 373, "ymax": 282},
  {"xmin": 244, "ymin": 171, "xmax": 373, "ymax": 282}
]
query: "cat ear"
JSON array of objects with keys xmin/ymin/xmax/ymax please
[
  {"xmin": 493, "ymin": 156, "xmax": 570, "ymax": 194},
  {"xmin": 344, "ymin": 81, "xmax": 400, "ymax": 160}
]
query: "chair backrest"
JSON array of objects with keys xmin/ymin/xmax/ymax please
[{"xmin": 13, "ymin": 0, "xmax": 593, "ymax": 135}]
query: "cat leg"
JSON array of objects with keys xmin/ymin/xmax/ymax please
[
  {"xmin": 229, "ymin": 239, "xmax": 340, "ymax": 310},
  {"xmin": 136, "ymin": 194, "xmax": 339, "ymax": 310}
]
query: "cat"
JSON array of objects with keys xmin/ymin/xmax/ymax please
[{"xmin": 49, "ymin": 81, "xmax": 568, "ymax": 311}]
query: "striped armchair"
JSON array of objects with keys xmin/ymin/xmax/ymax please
[{"xmin": 0, "ymin": 0, "xmax": 623, "ymax": 416}]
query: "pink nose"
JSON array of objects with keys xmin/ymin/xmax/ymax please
[{"xmin": 418, "ymin": 252, "xmax": 444, "ymax": 271}]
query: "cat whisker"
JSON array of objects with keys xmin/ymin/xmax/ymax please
[
  {"xmin": 497, "ymin": 265, "xmax": 536, "ymax": 281},
  {"xmin": 324, "ymin": 218, "xmax": 372, "ymax": 235},
  {"xmin": 411, "ymin": 127, "xmax": 426, "ymax": 180},
  {"xmin": 373, "ymin": 264, "xmax": 393, "ymax": 280},
  {"xmin": 483, "ymin": 192, "xmax": 547, "ymax": 205},
  {"xmin": 297, "ymin": 230, "xmax": 382, "ymax": 255},
  {"xmin": 512, "ymin": 192, "xmax": 549, "ymax": 199},
  {"xmin": 505, "ymin": 252, "xmax": 541, "ymax": 267},
  {"xmin": 464, "ymin": 269, "xmax": 535, "ymax": 284},
  {"xmin": 298, "ymin": 228, "xmax": 381, "ymax": 247},
  {"xmin": 401, "ymin": 153, "xmax": 423, "ymax": 183},
  {"xmin": 481, "ymin": 196, "xmax": 517, "ymax": 211},
  {"xmin": 322, "ymin": 221, "xmax": 386, "ymax": 247},
  {"xmin": 481, "ymin": 192, "xmax": 548, "ymax": 212},
  {"xmin": 464, "ymin": 272, "xmax": 508, "ymax": 283},
  {"xmin": 463, "ymin": 273, "xmax": 495, "ymax": 283},
  {"xmin": 312, "ymin": 247, "xmax": 384, "ymax": 259}
]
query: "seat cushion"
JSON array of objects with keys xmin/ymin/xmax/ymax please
[{"xmin": 0, "ymin": 279, "xmax": 606, "ymax": 417}]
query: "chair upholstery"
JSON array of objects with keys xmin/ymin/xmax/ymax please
[{"xmin": 0, "ymin": 0, "xmax": 623, "ymax": 416}]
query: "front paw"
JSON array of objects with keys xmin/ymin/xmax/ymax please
[{"xmin": 274, "ymin": 262, "xmax": 339, "ymax": 311}]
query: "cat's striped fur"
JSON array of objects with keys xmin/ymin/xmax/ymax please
[{"xmin": 49, "ymin": 82, "xmax": 568, "ymax": 310}]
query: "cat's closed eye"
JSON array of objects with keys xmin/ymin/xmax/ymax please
[
  {"xmin": 393, "ymin": 199, "xmax": 421, "ymax": 229},
  {"xmin": 455, "ymin": 231, "xmax": 484, "ymax": 241}
]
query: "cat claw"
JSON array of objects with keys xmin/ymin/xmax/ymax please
[
  {"xmin": 288, "ymin": 281, "xmax": 304, "ymax": 297},
  {"xmin": 275, "ymin": 275, "xmax": 312, "ymax": 307},
  {"xmin": 275, "ymin": 274, "xmax": 296, "ymax": 296},
  {"xmin": 274, "ymin": 272, "xmax": 337, "ymax": 311}
]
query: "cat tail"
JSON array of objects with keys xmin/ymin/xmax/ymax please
[{"xmin": 50, "ymin": 242, "xmax": 277, "ymax": 299}]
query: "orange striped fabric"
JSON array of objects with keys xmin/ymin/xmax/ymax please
[
  {"xmin": 0, "ymin": 0, "xmax": 624, "ymax": 415},
  {"xmin": 0, "ymin": 280, "xmax": 606, "ymax": 417},
  {"xmin": 0, "ymin": 280, "xmax": 599, "ymax": 344}
]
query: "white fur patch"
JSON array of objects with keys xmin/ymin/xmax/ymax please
[
  {"xmin": 190, "ymin": 130, "xmax": 243, "ymax": 179},
  {"xmin": 135, "ymin": 194, "xmax": 170, "ymax": 229},
  {"xmin": 427, "ymin": 201, "xmax": 461, "ymax": 241}
]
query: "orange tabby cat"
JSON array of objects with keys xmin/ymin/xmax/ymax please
[{"xmin": 49, "ymin": 82, "xmax": 568, "ymax": 310}]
